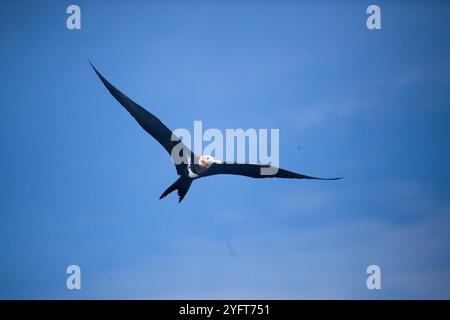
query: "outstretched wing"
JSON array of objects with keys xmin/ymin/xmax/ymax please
[
  {"xmin": 91, "ymin": 63, "xmax": 191, "ymax": 175},
  {"xmin": 201, "ymin": 163, "xmax": 341, "ymax": 180}
]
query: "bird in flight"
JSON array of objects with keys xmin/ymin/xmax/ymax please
[{"xmin": 91, "ymin": 63, "xmax": 341, "ymax": 203}]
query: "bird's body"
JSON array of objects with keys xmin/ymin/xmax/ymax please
[
  {"xmin": 187, "ymin": 155, "xmax": 222, "ymax": 179},
  {"xmin": 91, "ymin": 63, "xmax": 340, "ymax": 202}
]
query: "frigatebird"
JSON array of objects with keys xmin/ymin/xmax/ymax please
[{"xmin": 91, "ymin": 63, "xmax": 340, "ymax": 203}]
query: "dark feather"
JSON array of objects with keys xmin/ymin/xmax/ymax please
[
  {"xmin": 201, "ymin": 163, "xmax": 341, "ymax": 180},
  {"xmin": 90, "ymin": 63, "xmax": 191, "ymax": 175}
]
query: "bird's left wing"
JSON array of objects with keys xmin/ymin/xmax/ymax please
[
  {"xmin": 201, "ymin": 163, "xmax": 341, "ymax": 180},
  {"xmin": 90, "ymin": 63, "xmax": 191, "ymax": 175}
]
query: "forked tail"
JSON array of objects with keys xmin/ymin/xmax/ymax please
[{"xmin": 159, "ymin": 176, "xmax": 192, "ymax": 203}]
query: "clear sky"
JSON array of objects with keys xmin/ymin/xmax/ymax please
[{"xmin": 0, "ymin": 0, "xmax": 449, "ymax": 299}]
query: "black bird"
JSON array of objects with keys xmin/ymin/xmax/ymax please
[{"xmin": 91, "ymin": 63, "xmax": 341, "ymax": 202}]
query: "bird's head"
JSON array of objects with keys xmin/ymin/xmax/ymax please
[{"xmin": 198, "ymin": 155, "xmax": 221, "ymax": 170}]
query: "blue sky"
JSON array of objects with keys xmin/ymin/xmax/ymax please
[{"xmin": 0, "ymin": 0, "xmax": 449, "ymax": 299}]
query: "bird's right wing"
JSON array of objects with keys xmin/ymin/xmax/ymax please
[
  {"xmin": 91, "ymin": 63, "xmax": 191, "ymax": 175},
  {"xmin": 201, "ymin": 163, "xmax": 341, "ymax": 180}
]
